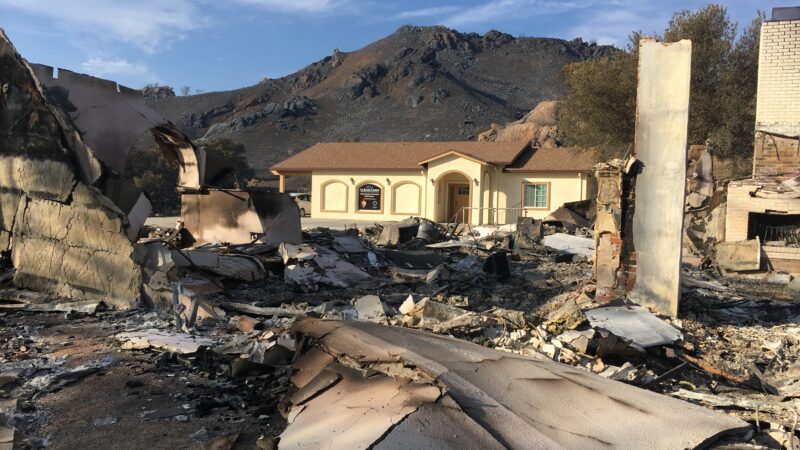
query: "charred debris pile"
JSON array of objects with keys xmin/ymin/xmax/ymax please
[
  {"xmin": 1, "ymin": 26, "xmax": 800, "ymax": 450},
  {"xmin": 4, "ymin": 206, "xmax": 800, "ymax": 447}
]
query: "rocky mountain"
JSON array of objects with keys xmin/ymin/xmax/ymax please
[{"xmin": 145, "ymin": 26, "xmax": 611, "ymax": 179}]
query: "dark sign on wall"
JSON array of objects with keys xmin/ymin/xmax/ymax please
[{"xmin": 357, "ymin": 183, "xmax": 381, "ymax": 211}]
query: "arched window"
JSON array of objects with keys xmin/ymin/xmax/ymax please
[
  {"xmin": 391, "ymin": 182, "xmax": 421, "ymax": 215},
  {"xmin": 320, "ymin": 180, "xmax": 348, "ymax": 212}
]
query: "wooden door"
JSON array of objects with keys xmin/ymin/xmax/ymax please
[{"xmin": 449, "ymin": 183, "xmax": 470, "ymax": 223}]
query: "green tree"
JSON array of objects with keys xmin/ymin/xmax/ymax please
[
  {"xmin": 709, "ymin": 12, "xmax": 764, "ymax": 170},
  {"xmin": 559, "ymin": 47, "xmax": 638, "ymax": 161},
  {"xmin": 664, "ymin": 4, "xmax": 736, "ymax": 146},
  {"xmin": 559, "ymin": 4, "xmax": 762, "ymax": 166},
  {"xmin": 126, "ymin": 147, "xmax": 180, "ymax": 214},
  {"xmin": 202, "ymin": 138, "xmax": 254, "ymax": 188}
]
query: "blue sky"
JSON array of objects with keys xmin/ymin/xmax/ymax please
[{"xmin": 0, "ymin": 0, "xmax": 780, "ymax": 92}]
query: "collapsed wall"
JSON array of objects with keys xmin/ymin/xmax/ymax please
[{"xmin": 0, "ymin": 29, "xmax": 142, "ymax": 308}]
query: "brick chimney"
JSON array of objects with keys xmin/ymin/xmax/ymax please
[{"xmin": 753, "ymin": 7, "xmax": 800, "ymax": 179}]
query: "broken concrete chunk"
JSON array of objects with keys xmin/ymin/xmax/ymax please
[
  {"xmin": 600, "ymin": 361, "xmax": 640, "ymax": 381},
  {"xmin": 787, "ymin": 276, "xmax": 800, "ymax": 293},
  {"xmin": 593, "ymin": 329, "xmax": 643, "ymax": 357},
  {"xmin": 491, "ymin": 308, "xmax": 526, "ymax": 328},
  {"xmin": 406, "ymin": 298, "xmax": 470, "ymax": 329},
  {"xmin": 585, "ymin": 305, "xmax": 682, "ymax": 347},
  {"xmin": 716, "ymin": 238, "xmax": 762, "ymax": 272},
  {"xmin": 354, "ymin": 295, "xmax": 387, "ymax": 322},
  {"xmin": 543, "ymin": 299, "xmax": 587, "ymax": 334},
  {"xmin": 431, "ymin": 312, "xmax": 480, "ymax": 332},
  {"xmin": 398, "ymin": 295, "xmax": 416, "ymax": 315},
  {"xmin": 556, "ymin": 329, "xmax": 595, "ymax": 354},
  {"xmin": 377, "ymin": 218, "xmax": 420, "ymax": 247}
]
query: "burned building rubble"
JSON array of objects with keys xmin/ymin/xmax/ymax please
[
  {"xmin": 3, "ymin": 11, "xmax": 800, "ymax": 450},
  {"xmin": 721, "ymin": 10, "xmax": 800, "ymax": 275},
  {"xmin": 595, "ymin": 11, "xmax": 800, "ymax": 307},
  {"xmin": 0, "ymin": 29, "xmax": 143, "ymax": 309},
  {"xmin": 282, "ymin": 318, "xmax": 748, "ymax": 449},
  {"xmin": 0, "ymin": 28, "xmax": 300, "ymax": 310}
]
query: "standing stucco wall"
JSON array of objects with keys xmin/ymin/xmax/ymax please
[
  {"xmin": 495, "ymin": 172, "xmax": 591, "ymax": 220},
  {"xmin": 308, "ymin": 162, "xmax": 591, "ymax": 224},
  {"xmin": 311, "ymin": 170, "xmax": 428, "ymax": 221},
  {"xmin": 425, "ymin": 155, "xmax": 484, "ymax": 223},
  {"xmin": 629, "ymin": 39, "xmax": 692, "ymax": 317}
]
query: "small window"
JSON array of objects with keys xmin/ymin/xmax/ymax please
[
  {"xmin": 457, "ymin": 186, "xmax": 469, "ymax": 195},
  {"xmin": 523, "ymin": 183, "xmax": 548, "ymax": 209}
]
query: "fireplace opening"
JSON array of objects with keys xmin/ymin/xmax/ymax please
[{"xmin": 748, "ymin": 212, "xmax": 800, "ymax": 246}]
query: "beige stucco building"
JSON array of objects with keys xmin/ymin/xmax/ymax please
[{"xmin": 272, "ymin": 141, "xmax": 595, "ymax": 224}]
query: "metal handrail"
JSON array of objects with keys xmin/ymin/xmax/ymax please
[{"xmin": 447, "ymin": 201, "xmax": 525, "ymax": 226}]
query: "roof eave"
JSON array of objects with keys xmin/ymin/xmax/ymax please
[
  {"xmin": 417, "ymin": 150, "xmax": 491, "ymax": 166},
  {"xmin": 503, "ymin": 168, "xmax": 593, "ymax": 173}
]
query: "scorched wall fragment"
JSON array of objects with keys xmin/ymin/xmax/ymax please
[{"xmin": 0, "ymin": 29, "xmax": 142, "ymax": 308}]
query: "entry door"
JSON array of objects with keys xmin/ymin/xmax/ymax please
[{"xmin": 449, "ymin": 184, "xmax": 470, "ymax": 223}]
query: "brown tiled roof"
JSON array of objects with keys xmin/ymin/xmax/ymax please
[
  {"xmin": 504, "ymin": 146, "xmax": 595, "ymax": 172},
  {"xmin": 271, "ymin": 141, "xmax": 530, "ymax": 172}
]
